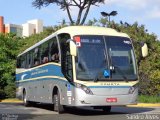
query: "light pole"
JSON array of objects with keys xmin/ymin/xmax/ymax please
[{"xmin": 101, "ymin": 11, "xmax": 118, "ymax": 27}]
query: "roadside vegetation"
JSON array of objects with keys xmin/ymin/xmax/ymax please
[{"xmin": 138, "ymin": 95, "xmax": 160, "ymax": 103}]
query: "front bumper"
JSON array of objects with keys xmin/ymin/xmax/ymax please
[{"xmin": 70, "ymin": 89, "xmax": 138, "ymax": 106}]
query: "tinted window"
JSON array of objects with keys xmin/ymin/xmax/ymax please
[
  {"xmin": 58, "ymin": 33, "xmax": 72, "ymax": 81},
  {"xmin": 49, "ymin": 37, "xmax": 59, "ymax": 63},
  {"xmin": 33, "ymin": 47, "xmax": 40, "ymax": 66},
  {"xmin": 41, "ymin": 42, "xmax": 49, "ymax": 64}
]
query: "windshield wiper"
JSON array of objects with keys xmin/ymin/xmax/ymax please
[
  {"xmin": 94, "ymin": 68, "xmax": 107, "ymax": 82},
  {"xmin": 94, "ymin": 71, "xmax": 101, "ymax": 82},
  {"xmin": 112, "ymin": 65, "xmax": 128, "ymax": 82},
  {"xmin": 94, "ymin": 66, "xmax": 128, "ymax": 82},
  {"xmin": 94, "ymin": 68, "xmax": 111, "ymax": 82},
  {"xmin": 108, "ymin": 50, "xmax": 128, "ymax": 82}
]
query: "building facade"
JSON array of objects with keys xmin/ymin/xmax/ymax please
[
  {"xmin": 22, "ymin": 19, "xmax": 43, "ymax": 37},
  {"xmin": 0, "ymin": 16, "xmax": 43, "ymax": 37},
  {"xmin": 0, "ymin": 16, "xmax": 5, "ymax": 33},
  {"xmin": 5, "ymin": 24, "xmax": 23, "ymax": 37}
]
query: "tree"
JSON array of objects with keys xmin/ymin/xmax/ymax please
[
  {"xmin": 32, "ymin": 0, "xmax": 105, "ymax": 25},
  {"xmin": 0, "ymin": 27, "xmax": 54, "ymax": 99},
  {"xmin": 19, "ymin": 26, "xmax": 55, "ymax": 52},
  {"xmin": 0, "ymin": 33, "xmax": 22, "ymax": 99}
]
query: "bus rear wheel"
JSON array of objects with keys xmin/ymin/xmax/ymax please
[{"xmin": 53, "ymin": 90, "xmax": 65, "ymax": 114}]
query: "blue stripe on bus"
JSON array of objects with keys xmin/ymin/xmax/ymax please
[{"xmin": 16, "ymin": 64, "xmax": 64, "ymax": 81}]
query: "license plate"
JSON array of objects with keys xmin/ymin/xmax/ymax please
[{"xmin": 106, "ymin": 98, "xmax": 117, "ymax": 102}]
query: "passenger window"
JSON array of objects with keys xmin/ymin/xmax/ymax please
[
  {"xmin": 33, "ymin": 47, "xmax": 40, "ymax": 66},
  {"xmin": 21, "ymin": 55, "xmax": 26, "ymax": 68},
  {"xmin": 29, "ymin": 52, "xmax": 32, "ymax": 68},
  {"xmin": 41, "ymin": 42, "xmax": 49, "ymax": 64},
  {"xmin": 49, "ymin": 37, "xmax": 59, "ymax": 63}
]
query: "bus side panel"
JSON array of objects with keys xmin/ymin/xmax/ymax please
[{"xmin": 16, "ymin": 63, "xmax": 68, "ymax": 104}]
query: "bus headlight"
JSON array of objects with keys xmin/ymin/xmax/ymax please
[
  {"xmin": 128, "ymin": 84, "xmax": 138, "ymax": 94},
  {"xmin": 73, "ymin": 82, "xmax": 93, "ymax": 95}
]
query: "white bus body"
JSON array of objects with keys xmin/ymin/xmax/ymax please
[{"xmin": 16, "ymin": 26, "xmax": 139, "ymax": 113}]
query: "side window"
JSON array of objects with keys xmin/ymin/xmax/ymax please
[
  {"xmin": 17, "ymin": 55, "xmax": 27, "ymax": 68},
  {"xmin": 28, "ymin": 52, "xmax": 33, "ymax": 68},
  {"xmin": 41, "ymin": 42, "xmax": 49, "ymax": 64},
  {"xmin": 58, "ymin": 33, "xmax": 72, "ymax": 81},
  {"xmin": 30, "ymin": 50, "xmax": 34, "ymax": 68},
  {"xmin": 26, "ymin": 53, "xmax": 29, "ymax": 68},
  {"xmin": 33, "ymin": 47, "xmax": 40, "ymax": 66},
  {"xmin": 49, "ymin": 37, "xmax": 59, "ymax": 63},
  {"xmin": 21, "ymin": 55, "xmax": 26, "ymax": 68},
  {"xmin": 26, "ymin": 52, "xmax": 33, "ymax": 68}
]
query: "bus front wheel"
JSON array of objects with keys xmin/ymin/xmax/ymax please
[
  {"xmin": 23, "ymin": 90, "xmax": 30, "ymax": 107},
  {"xmin": 53, "ymin": 90, "xmax": 64, "ymax": 114}
]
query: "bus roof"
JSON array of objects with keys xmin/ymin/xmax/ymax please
[
  {"xmin": 56, "ymin": 26, "xmax": 129, "ymax": 38},
  {"xmin": 18, "ymin": 26, "xmax": 130, "ymax": 57}
]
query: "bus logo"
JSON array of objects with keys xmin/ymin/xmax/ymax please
[{"xmin": 21, "ymin": 74, "xmax": 27, "ymax": 80}]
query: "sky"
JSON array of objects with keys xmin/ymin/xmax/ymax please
[{"xmin": 0, "ymin": 0, "xmax": 159, "ymax": 39}]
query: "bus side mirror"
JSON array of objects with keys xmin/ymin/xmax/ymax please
[
  {"xmin": 141, "ymin": 42, "xmax": 148, "ymax": 57},
  {"xmin": 68, "ymin": 40, "xmax": 77, "ymax": 56}
]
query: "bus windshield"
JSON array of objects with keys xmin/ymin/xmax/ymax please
[{"xmin": 75, "ymin": 35, "xmax": 137, "ymax": 81}]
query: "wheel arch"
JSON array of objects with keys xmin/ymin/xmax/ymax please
[
  {"xmin": 22, "ymin": 88, "xmax": 26, "ymax": 99},
  {"xmin": 23, "ymin": 88, "xmax": 26, "ymax": 94},
  {"xmin": 52, "ymin": 85, "xmax": 61, "ymax": 103}
]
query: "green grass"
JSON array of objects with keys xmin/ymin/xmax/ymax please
[{"xmin": 138, "ymin": 95, "xmax": 160, "ymax": 103}]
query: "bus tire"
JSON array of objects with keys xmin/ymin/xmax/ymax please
[
  {"xmin": 53, "ymin": 90, "xmax": 64, "ymax": 114},
  {"xmin": 102, "ymin": 106, "xmax": 111, "ymax": 113},
  {"xmin": 23, "ymin": 90, "xmax": 30, "ymax": 107}
]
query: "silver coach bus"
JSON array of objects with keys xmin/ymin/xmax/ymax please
[{"xmin": 16, "ymin": 26, "xmax": 148, "ymax": 113}]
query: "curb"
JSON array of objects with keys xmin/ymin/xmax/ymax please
[
  {"xmin": 127, "ymin": 103, "xmax": 160, "ymax": 107},
  {"xmin": 0, "ymin": 99, "xmax": 23, "ymax": 103}
]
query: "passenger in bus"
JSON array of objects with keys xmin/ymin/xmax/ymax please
[
  {"xmin": 50, "ymin": 43, "xmax": 59, "ymax": 62},
  {"xmin": 42, "ymin": 48, "xmax": 49, "ymax": 63},
  {"xmin": 34, "ymin": 58, "xmax": 39, "ymax": 66},
  {"xmin": 34, "ymin": 61, "xmax": 39, "ymax": 66},
  {"xmin": 43, "ymin": 57, "xmax": 48, "ymax": 63},
  {"xmin": 51, "ymin": 53, "xmax": 59, "ymax": 62}
]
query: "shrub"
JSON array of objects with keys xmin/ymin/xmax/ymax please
[{"xmin": 4, "ymin": 83, "xmax": 16, "ymax": 98}]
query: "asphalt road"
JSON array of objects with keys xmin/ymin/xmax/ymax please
[{"xmin": 0, "ymin": 103, "xmax": 159, "ymax": 120}]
